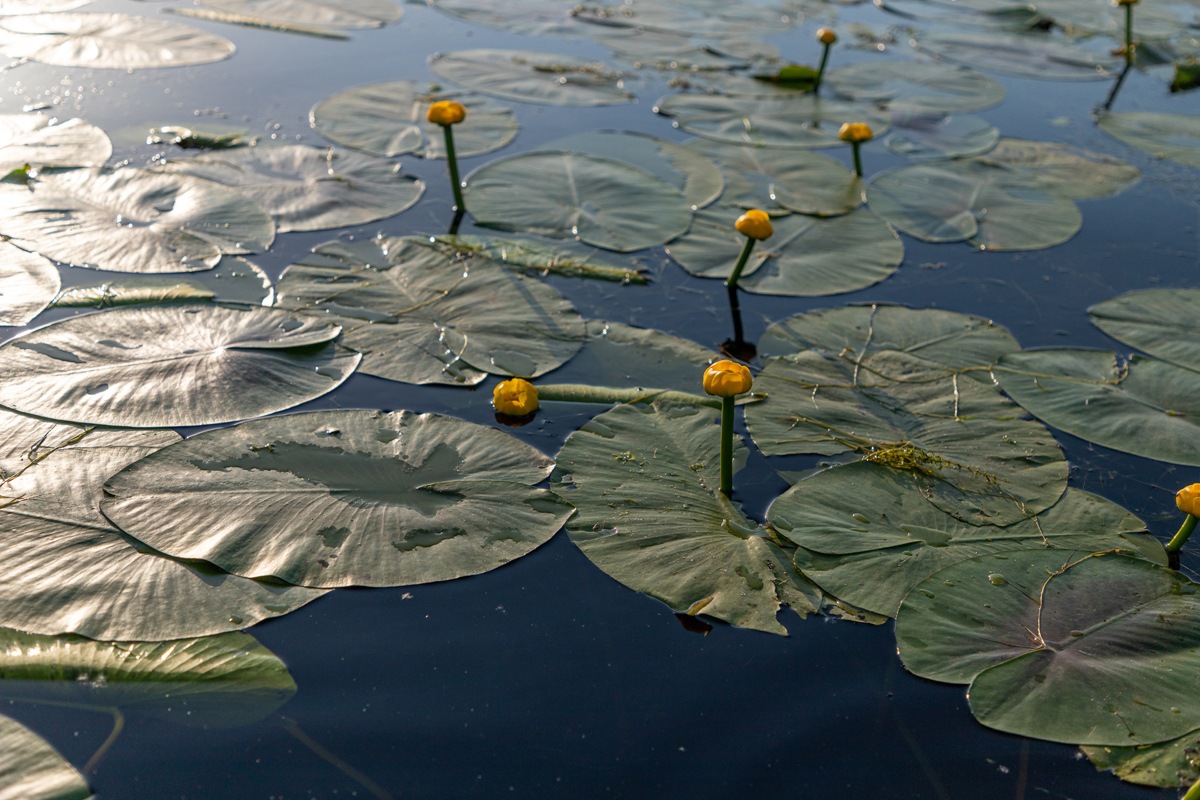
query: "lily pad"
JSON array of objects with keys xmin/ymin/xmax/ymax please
[
  {"xmin": 0, "ymin": 13, "xmax": 236, "ymax": 69},
  {"xmin": 0, "ymin": 304, "xmax": 360, "ymax": 427},
  {"xmin": 758, "ymin": 304, "xmax": 1021, "ymax": 367},
  {"xmin": 896, "ymin": 549, "xmax": 1200, "ymax": 746},
  {"xmin": 826, "ymin": 60, "xmax": 1005, "ymax": 113},
  {"xmin": 655, "ymin": 93, "xmax": 891, "ymax": 149},
  {"xmin": 551, "ymin": 401, "xmax": 825, "ymax": 636},
  {"xmin": 1089, "ymin": 288, "xmax": 1200, "ymax": 369},
  {"xmin": 572, "ymin": 0, "xmax": 793, "ymax": 39},
  {"xmin": 885, "ymin": 112, "xmax": 1000, "ymax": 161},
  {"xmin": 0, "ymin": 114, "xmax": 110, "ymax": 174},
  {"xmin": 161, "ymin": 144, "xmax": 424, "ymax": 233},
  {"xmin": 275, "ymin": 236, "xmax": 584, "ymax": 384},
  {"xmin": 1097, "ymin": 110, "xmax": 1200, "ymax": 167},
  {"xmin": 102, "ymin": 409, "xmax": 573, "ymax": 589},
  {"xmin": 311, "ymin": 82, "xmax": 517, "ymax": 159},
  {"xmin": 0, "ymin": 629, "xmax": 295, "ymax": 727},
  {"xmin": 979, "ymin": 138, "xmax": 1140, "ymax": 199},
  {"xmin": 0, "ymin": 409, "xmax": 324, "ymax": 641},
  {"xmin": 1084, "ymin": 729, "xmax": 1200, "ymax": 789},
  {"xmin": 429, "ymin": 49, "xmax": 634, "ymax": 106},
  {"xmin": 746, "ymin": 349, "xmax": 1068, "ymax": 526},
  {"xmin": 866, "ymin": 160, "xmax": 1083, "ymax": 251},
  {"xmin": 196, "ymin": 0, "xmax": 401, "ymax": 28},
  {"xmin": 0, "ymin": 242, "xmax": 59, "ymax": 327},
  {"xmin": 0, "ymin": 715, "xmax": 88, "ymax": 800},
  {"xmin": 769, "ymin": 464, "xmax": 1158, "ymax": 617},
  {"xmin": 914, "ymin": 31, "xmax": 1116, "ymax": 80},
  {"xmin": 464, "ymin": 151, "xmax": 692, "ymax": 252},
  {"xmin": 430, "ymin": 235, "xmax": 646, "ymax": 283},
  {"xmin": 994, "ymin": 348, "xmax": 1200, "ymax": 465},
  {"xmin": 685, "ymin": 140, "xmax": 862, "ymax": 216},
  {"xmin": 51, "ymin": 256, "xmax": 273, "ymax": 310},
  {"xmin": 0, "ymin": 167, "xmax": 275, "ymax": 273},
  {"xmin": 541, "ymin": 130, "xmax": 723, "ymax": 210},
  {"xmin": 666, "ymin": 206, "xmax": 903, "ymax": 297},
  {"xmin": 595, "ymin": 28, "xmax": 769, "ymax": 71},
  {"xmin": 0, "ymin": 0, "xmax": 90, "ymax": 12},
  {"xmin": 425, "ymin": 0, "xmax": 582, "ymax": 37},
  {"xmin": 539, "ymin": 319, "xmax": 718, "ymax": 393}
]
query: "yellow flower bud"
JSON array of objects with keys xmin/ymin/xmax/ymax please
[
  {"xmin": 816, "ymin": 27, "xmax": 837, "ymax": 45},
  {"xmin": 838, "ymin": 122, "xmax": 874, "ymax": 144},
  {"xmin": 493, "ymin": 378, "xmax": 538, "ymax": 416},
  {"xmin": 734, "ymin": 209, "xmax": 773, "ymax": 241},
  {"xmin": 1177, "ymin": 483, "xmax": 1200, "ymax": 516},
  {"xmin": 703, "ymin": 360, "xmax": 753, "ymax": 398},
  {"xmin": 427, "ymin": 100, "xmax": 466, "ymax": 126}
]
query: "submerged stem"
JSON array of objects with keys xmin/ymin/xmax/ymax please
[{"xmin": 83, "ymin": 707, "xmax": 124, "ymax": 775}]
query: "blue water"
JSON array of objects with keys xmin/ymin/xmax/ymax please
[{"xmin": 2, "ymin": 0, "xmax": 1197, "ymax": 797}]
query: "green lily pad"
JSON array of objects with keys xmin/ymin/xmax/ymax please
[
  {"xmin": 655, "ymin": 93, "xmax": 891, "ymax": 149},
  {"xmin": 1097, "ymin": 110, "xmax": 1200, "ymax": 167},
  {"xmin": 866, "ymin": 160, "xmax": 1083, "ymax": 251},
  {"xmin": 551, "ymin": 401, "xmax": 824, "ymax": 635},
  {"xmin": 0, "ymin": 304, "xmax": 360, "ymax": 427},
  {"xmin": 310, "ymin": 82, "xmax": 517, "ymax": 159},
  {"xmin": 572, "ymin": 0, "xmax": 793, "ymax": 39},
  {"xmin": 979, "ymin": 138, "xmax": 1140, "ymax": 199},
  {"xmin": 541, "ymin": 131, "xmax": 723, "ymax": 210},
  {"xmin": 1083, "ymin": 729, "xmax": 1200, "ymax": 789},
  {"xmin": 769, "ymin": 464, "xmax": 1158, "ymax": 617},
  {"xmin": 464, "ymin": 151, "xmax": 692, "ymax": 252},
  {"xmin": 539, "ymin": 319, "xmax": 718, "ymax": 393},
  {"xmin": 685, "ymin": 139, "xmax": 861, "ymax": 216},
  {"xmin": 430, "ymin": 235, "xmax": 646, "ymax": 283},
  {"xmin": 102, "ymin": 409, "xmax": 573, "ymax": 589},
  {"xmin": 826, "ymin": 59, "xmax": 1005, "ymax": 113},
  {"xmin": 666, "ymin": 206, "xmax": 903, "ymax": 297},
  {"xmin": 0, "ymin": 242, "xmax": 59, "ymax": 327},
  {"xmin": 1032, "ymin": 0, "xmax": 1184, "ymax": 41},
  {"xmin": 994, "ymin": 348, "xmax": 1200, "ymax": 465},
  {"xmin": 885, "ymin": 112, "xmax": 1000, "ymax": 161},
  {"xmin": 0, "ymin": 0, "xmax": 90, "ymax": 12},
  {"xmin": 595, "ymin": 28, "xmax": 770, "ymax": 71},
  {"xmin": 50, "ymin": 256, "xmax": 272, "ymax": 309},
  {"xmin": 0, "ymin": 12, "xmax": 235, "ymax": 68},
  {"xmin": 896, "ymin": 549, "xmax": 1200, "ymax": 746},
  {"xmin": 161, "ymin": 144, "xmax": 424, "ymax": 233},
  {"xmin": 746, "ymin": 349, "xmax": 1068, "ymax": 526},
  {"xmin": 914, "ymin": 31, "xmax": 1117, "ymax": 80},
  {"xmin": 425, "ymin": 0, "xmax": 582, "ymax": 37},
  {"xmin": 275, "ymin": 236, "xmax": 584, "ymax": 384},
  {"xmin": 0, "ymin": 114, "xmax": 110, "ymax": 173},
  {"xmin": 0, "ymin": 715, "xmax": 88, "ymax": 800},
  {"xmin": 758, "ymin": 305, "xmax": 1021, "ymax": 366},
  {"xmin": 0, "ymin": 167, "xmax": 274, "ymax": 273},
  {"xmin": 0, "ymin": 409, "xmax": 324, "ymax": 641},
  {"xmin": 429, "ymin": 49, "xmax": 634, "ymax": 106},
  {"xmin": 1089, "ymin": 288, "xmax": 1200, "ymax": 369},
  {"xmin": 195, "ymin": 0, "xmax": 401, "ymax": 28},
  {"xmin": 0, "ymin": 629, "xmax": 295, "ymax": 727}
]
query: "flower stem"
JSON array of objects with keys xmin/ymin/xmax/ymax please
[
  {"xmin": 851, "ymin": 142, "xmax": 864, "ymax": 177},
  {"xmin": 720, "ymin": 395, "xmax": 734, "ymax": 497},
  {"xmin": 724, "ymin": 236, "xmax": 757, "ymax": 345},
  {"xmin": 441, "ymin": 125, "xmax": 465, "ymax": 213},
  {"xmin": 1124, "ymin": 3, "xmax": 1134, "ymax": 65},
  {"xmin": 814, "ymin": 43, "xmax": 832, "ymax": 93},
  {"xmin": 1167, "ymin": 513, "xmax": 1197, "ymax": 554}
]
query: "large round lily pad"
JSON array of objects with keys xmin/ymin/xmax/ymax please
[
  {"xmin": 746, "ymin": 349, "xmax": 1068, "ymax": 526},
  {"xmin": 0, "ymin": 304, "xmax": 360, "ymax": 427},
  {"xmin": 885, "ymin": 112, "xmax": 1000, "ymax": 161},
  {"xmin": 426, "ymin": 0, "xmax": 582, "ymax": 37},
  {"xmin": 275, "ymin": 236, "xmax": 584, "ymax": 384},
  {"xmin": 769, "ymin": 464, "xmax": 1158, "ymax": 617},
  {"xmin": 0, "ymin": 629, "xmax": 295, "ymax": 727},
  {"xmin": 161, "ymin": 144, "xmax": 424, "ymax": 233},
  {"xmin": 1097, "ymin": 110, "xmax": 1200, "ymax": 167},
  {"xmin": 0, "ymin": 114, "xmax": 110, "ymax": 173},
  {"xmin": 198, "ymin": 0, "xmax": 402, "ymax": 28},
  {"xmin": 0, "ymin": 242, "xmax": 58, "ymax": 327},
  {"xmin": 0, "ymin": 167, "xmax": 274, "ymax": 273},
  {"xmin": 464, "ymin": 151, "xmax": 692, "ymax": 252},
  {"xmin": 1089, "ymin": 288, "xmax": 1200, "ymax": 369},
  {"xmin": 0, "ymin": 715, "xmax": 88, "ymax": 800},
  {"xmin": 665, "ymin": 206, "xmax": 902, "ymax": 296},
  {"xmin": 866, "ymin": 160, "xmax": 1083, "ymax": 251},
  {"xmin": 0, "ymin": 409, "xmax": 325, "ymax": 641},
  {"xmin": 896, "ymin": 550, "xmax": 1200, "ymax": 746},
  {"xmin": 979, "ymin": 138, "xmax": 1139, "ymax": 199},
  {"xmin": 102, "ymin": 410, "xmax": 574, "ymax": 589},
  {"xmin": 51, "ymin": 256, "xmax": 273, "ymax": 310},
  {"xmin": 311, "ymin": 82, "xmax": 517, "ymax": 159},
  {"xmin": 655, "ymin": 93, "xmax": 891, "ymax": 149},
  {"xmin": 914, "ymin": 31, "xmax": 1116, "ymax": 80},
  {"xmin": 994, "ymin": 349, "xmax": 1200, "ymax": 465},
  {"xmin": 551, "ymin": 401, "xmax": 825, "ymax": 635},
  {"xmin": 429, "ymin": 49, "xmax": 633, "ymax": 106},
  {"xmin": 826, "ymin": 59, "xmax": 1005, "ymax": 113},
  {"xmin": 1084, "ymin": 728, "xmax": 1200, "ymax": 789},
  {"xmin": 0, "ymin": 13, "xmax": 235, "ymax": 68}
]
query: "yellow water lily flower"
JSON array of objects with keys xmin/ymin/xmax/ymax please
[
  {"xmin": 838, "ymin": 122, "xmax": 874, "ymax": 144},
  {"xmin": 1177, "ymin": 483, "xmax": 1200, "ymax": 516},
  {"xmin": 816, "ymin": 27, "xmax": 837, "ymax": 45},
  {"xmin": 703, "ymin": 360, "xmax": 753, "ymax": 398},
  {"xmin": 427, "ymin": 100, "xmax": 466, "ymax": 126},
  {"xmin": 493, "ymin": 378, "xmax": 538, "ymax": 416},
  {"xmin": 734, "ymin": 209, "xmax": 773, "ymax": 241}
]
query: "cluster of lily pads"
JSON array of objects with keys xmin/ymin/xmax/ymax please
[{"xmin": 2, "ymin": 0, "xmax": 1200, "ymax": 797}]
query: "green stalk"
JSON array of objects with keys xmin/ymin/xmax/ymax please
[
  {"xmin": 724, "ymin": 236, "xmax": 757, "ymax": 290},
  {"xmin": 441, "ymin": 124, "xmax": 465, "ymax": 213},
  {"xmin": 1124, "ymin": 2, "xmax": 1134, "ymax": 66},
  {"xmin": 851, "ymin": 142, "xmax": 864, "ymax": 178},
  {"xmin": 720, "ymin": 395, "xmax": 734, "ymax": 497},
  {"xmin": 1166, "ymin": 513, "xmax": 1197, "ymax": 554},
  {"xmin": 814, "ymin": 43, "xmax": 832, "ymax": 93}
]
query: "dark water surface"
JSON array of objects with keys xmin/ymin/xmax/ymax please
[{"xmin": 2, "ymin": 0, "xmax": 1198, "ymax": 798}]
